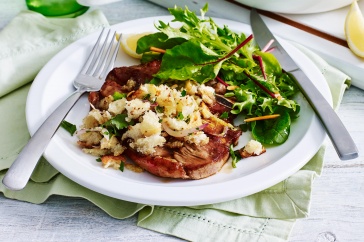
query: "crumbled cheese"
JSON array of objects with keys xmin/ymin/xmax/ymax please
[
  {"xmin": 88, "ymin": 109, "xmax": 112, "ymax": 124},
  {"xmin": 102, "ymin": 159, "xmax": 121, "ymax": 169},
  {"xmin": 123, "ymin": 113, "xmax": 165, "ymax": 155},
  {"xmin": 125, "ymin": 99, "xmax": 150, "ymax": 121},
  {"xmin": 244, "ymin": 140, "xmax": 264, "ymax": 155},
  {"xmin": 136, "ymin": 84, "xmax": 200, "ymax": 119},
  {"xmin": 185, "ymin": 80, "xmax": 198, "ymax": 95},
  {"xmin": 108, "ymin": 98, "xmax": 127, "ymax": 115},
  {"xmin": 112, "ymin": 143, "xmax": 126, "ymax": 156},
  {"xmin": 100, "ymin": 127, "xmax": 111, "ymax": 141},
  {"xmin": 122, "ymin": 123, "xmax": 143, "ymax": 141},
  {"xmin": 184, "ymin": 131, "xmax": 209, "ymax": 145},
  {"xmin": 164, "ymin": 117, "xmax": 188, "ymax": 131},
  {"xmin": 176, "ymin": 95, "xmax": 198, "ymax": 118},
  {"xmin": 100, "ymin": 136, "xmax": 119, "ymax": 150},
  {"xmin": 82, "ymin": 148, "xmax": 109, "ymax": 157},
  {"xmin": 98, "ymin": 95, "xmax": 114, "ymax": 110},
  {"xmin": 101, "ymin": 155, "xmax": 126, "ymax": 169},
  {"xmin": 156, "ymin": 85, "xmax": 177, "ymax": 116},
  {"xmin": 198, "ymin": 84, "xmax": 215, "ymax": 105},
  {"xmin": 140, "ymin": 110, "xmax": 162, "ymax": 136},
  {"xmin": 139, "ymin": 83, "xmax": 158, "ymax": 99},
  {"xmin": 129, "ymin": 134, "xmax": 166, "ymax": 155},
  {"xmin": 187, "ymin": 111, "xmax": 203, "ymax": 128},
  {"xmin": 81, "ymin": 114, "xmax": 99, "ymax": 129},
  {"xmin": 78, "ymin": 131, "xmax": 102, "ymax": 146}
]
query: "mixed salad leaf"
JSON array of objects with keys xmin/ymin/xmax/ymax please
[
  {"xmin": 102, "ymin": 113, "xmax": 134, "ymax": 138},
  {"xmin": 137, "ymin": 4, "xmax": 300, "ymax": 145},
  {"xmin": 60, "ymin": 120, "xmax": 77, "ymax": 136}
]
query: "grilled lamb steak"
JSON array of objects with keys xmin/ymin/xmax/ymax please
[
  {"xmin": 125, "ymin": 128, "xmax": 241, "ymax": 179},
  {"xmin": 87, "ymin": 60, "xmax": 242, "ymax": 179}
]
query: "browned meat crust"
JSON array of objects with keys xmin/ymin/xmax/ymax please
[
  {"xmin": 107, "ymin": 60, "xmax": 161, "ymax": 87},
  {"xmin": 124, "ymin": 128, "xmax": 242, "ymax": 179},
  {"xmin": 88, "ymin": 60, "xmax": 161, "ymax": 107}
]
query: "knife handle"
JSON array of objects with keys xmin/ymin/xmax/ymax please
[{"xmin": 291, "ymin": 69, "xmax": 358, "ymax": 160}]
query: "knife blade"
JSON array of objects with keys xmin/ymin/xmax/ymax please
[{"xmin": 250, "ymin": 9, "xmax": 358, "ymax": 160}]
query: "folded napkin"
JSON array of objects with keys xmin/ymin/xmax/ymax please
[
  {"xmin": 0, "ymin": 10, "xmax": 350, "ymax": 242},
  {"xmin": 0, "ymin": 9, "xmax": 108, "ymax": 98}
]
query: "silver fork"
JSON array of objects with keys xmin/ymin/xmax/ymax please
[{"xmin": 2, "ymin": 28, "xmax": 122, "ymax": 191}]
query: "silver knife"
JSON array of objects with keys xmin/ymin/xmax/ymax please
[{"xmin": 250, "ymin": 9, "xmax": 358, "ymax": 160}]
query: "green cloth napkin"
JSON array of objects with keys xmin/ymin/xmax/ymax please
[
  {"xmin": 0, "ymin": 10, "xmax": 350, "ymax": 242},
  {"xmin": 0, "ymin": 9, "xmax": 109, "ymax": 98}
]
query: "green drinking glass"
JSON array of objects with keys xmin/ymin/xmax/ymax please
[{"xmin": 25, "ymin": 0, "xmax": 89, "ymax": 17}]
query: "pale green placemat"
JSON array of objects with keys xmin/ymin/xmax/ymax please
[{"xmin": 0, "ymin": 10, "xmax": 350, "ymax": 242}]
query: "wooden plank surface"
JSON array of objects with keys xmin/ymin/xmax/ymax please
[{"xmin": 1, "ymin": 0, "xmax": 363, "ymax": 241}]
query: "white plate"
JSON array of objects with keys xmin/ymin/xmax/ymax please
[
  {"xmin": 26, "ymin": 16, "xmax": 332, "ymax": 206},
  {"xmin": 232, "ymin": 0, "xmax": 353, "ymax": 14}
]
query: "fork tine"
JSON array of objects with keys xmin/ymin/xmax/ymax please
[
  {"xmin": 93, "ymin": 31, "xmax": 116, "ymax": 78},
  {"xmin": 100, "ymin": 33, "xmax": 122, "ymax": 79},
  {"xmin": 86, "ymin": 29, "xmax": 112, "ymax": 75},
  {"xmin": 80, "ymin": 28, "xmax": 106, "ymax": 74}
]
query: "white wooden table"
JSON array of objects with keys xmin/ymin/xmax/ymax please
[{"xmin": 1, "ymin": 1, "xmax": 363, "ymax": 241}]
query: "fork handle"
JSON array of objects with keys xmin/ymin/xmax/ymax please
[{"xmin": 2, "ymin": 90, "xmax": 86, "ymax": 190}]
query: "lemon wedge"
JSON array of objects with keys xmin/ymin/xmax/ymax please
[
  {"xmin": 120, "ymin": 32, "xmax": 151, "ymax": 59},
  {"xmin": 345, "ymin": 1, "xmax": 364, "ymax": 58}
]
